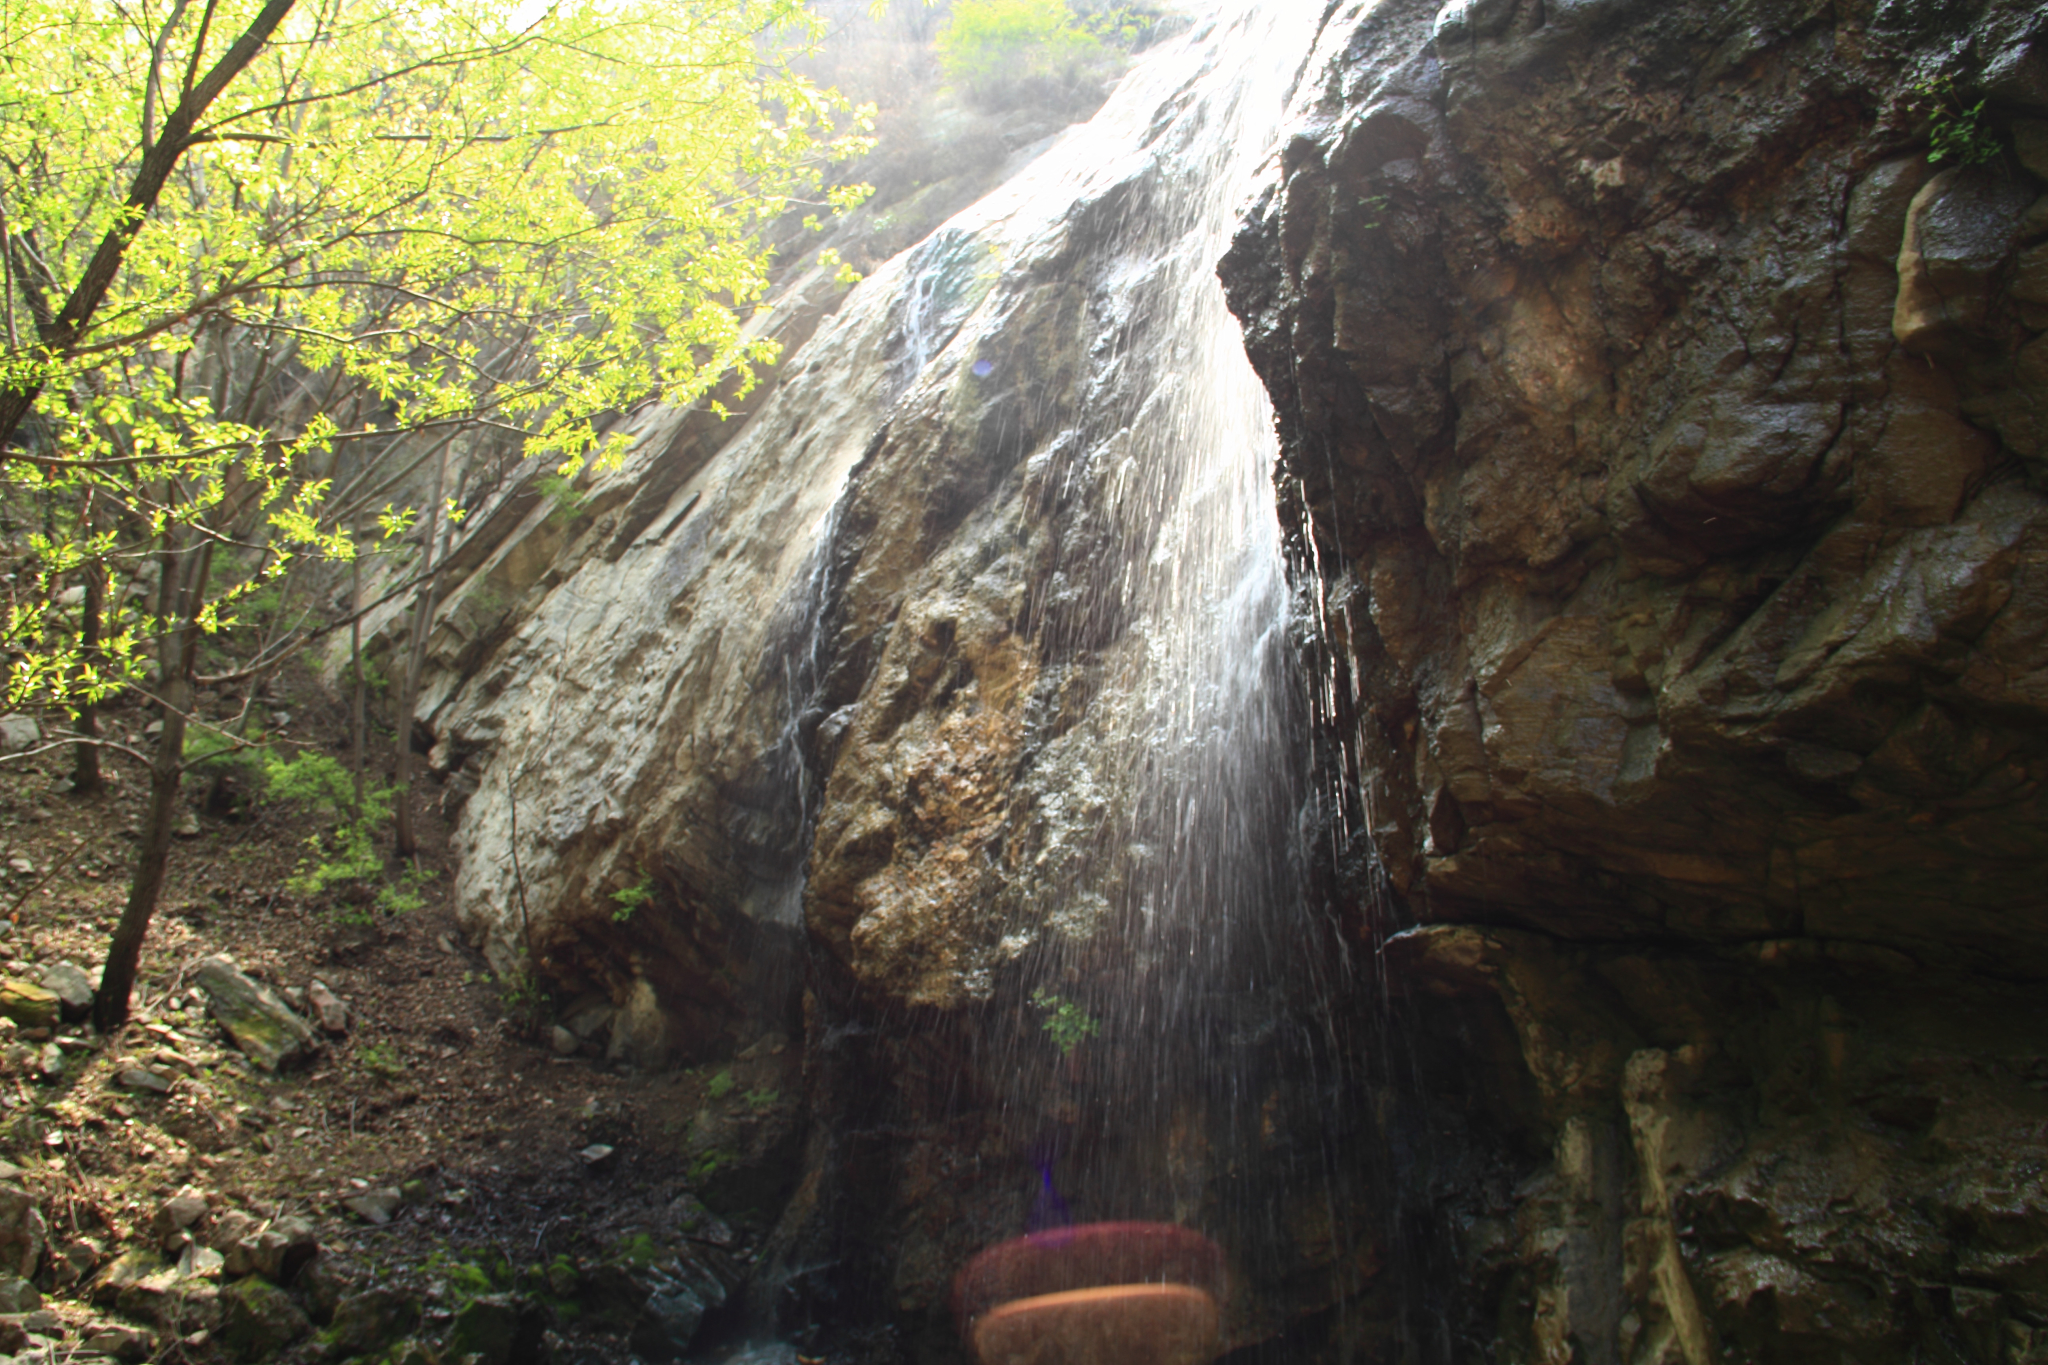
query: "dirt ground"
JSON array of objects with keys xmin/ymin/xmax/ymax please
[{"xmin": 0, "ymin": 672, "xmax": 779, "ymax": 1363}]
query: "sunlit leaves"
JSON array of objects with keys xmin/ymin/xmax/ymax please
[{"xmin": 1, "ymin": 0, "xmax": 872, "ymax": 710}]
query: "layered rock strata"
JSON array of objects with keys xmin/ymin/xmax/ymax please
[{"xmin": 1223, "ymin": 0, "xmax": 2048, "ymax": 1360}]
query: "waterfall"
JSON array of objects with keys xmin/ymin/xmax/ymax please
[
  {"xmin": 1027, "ymin": 0, "xmax": 1325, "ymax": 1183},
  {"xmin": 433, "ymin": 1, "xmax": 1365, "ymax": 1349},
  {"xmin": 857, "ymin": 0, "xmax": 1341, "ymax": 1269}
]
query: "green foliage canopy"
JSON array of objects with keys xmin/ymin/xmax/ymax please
[{"xmin": 0, "ymin": 0, "xmax": 872, "ymax": 711}]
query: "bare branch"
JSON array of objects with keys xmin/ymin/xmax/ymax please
[{"xmin": 144, "ymin": 0, "xmax": 195, "ymax": 154}]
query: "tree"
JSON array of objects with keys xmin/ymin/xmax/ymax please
[
  {"xmin": 0, "ymin": 0, "xmax": 871, "ymax": 1028},
  {"xmin": 935, "ymin": 0, "xmax": 1147, "ymax": 107}
]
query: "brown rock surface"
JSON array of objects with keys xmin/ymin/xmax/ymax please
[
  {"xmin": 1228, "ymin": 0, "xmax": 2048, "ymax": 963},
  {"xmin": 1223, "ymin": 0, "xmax": 2048, "ymax": 1358}
]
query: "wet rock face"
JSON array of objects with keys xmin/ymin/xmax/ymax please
[
  {"xmin": 1387, "ymin": 925, "xmax": 2048, "ymax": 1365},
  {"xmin": 1224, "ymin": 0, "xmax": 2048, "ymax": 1360},
  {"xmin": 1229, "ymin": 0, "xmax": 2048, "ymax": 961},
  {"xmin": 403, "ymin": 0, "xmax": 2048, "ymax": 1357}
]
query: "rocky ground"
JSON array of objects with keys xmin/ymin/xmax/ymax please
[{"xmin": 0, "ymin": 677, "xmax": 806, "ymax": 1365}]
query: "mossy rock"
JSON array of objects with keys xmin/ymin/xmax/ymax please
[
  {"xmin": 89, "ymin": 1247, "xmax": 165, "ymax": 1306},
  {"xmin": 446, "ymin": 1293, "xmax": 541, "ymax": 1365},
  {"xmin": 0, "ymin": 980, "xmax": 57, "ymax": 1030},
  {"xmin": 329, "ymin": 1286, "xmax": 421, "ymax": 1355},
  {"xmin": 219, "ymin": 1274, "xmax": 310, "ymax": 1361},
  {"xmin": 192, "ymin": 956, "xmax": 317, "ymax": 1072},
  {"xmin": 376, "ymin": 1340, "xmax": 441, "ymax": 1365}
]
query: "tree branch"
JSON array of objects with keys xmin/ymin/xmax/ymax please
[{"xmin": 0, "ymin": 0, "xmax": 300, "ymax": 450}]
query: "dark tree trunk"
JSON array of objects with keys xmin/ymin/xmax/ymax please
[
  {"xmin": 71, "ymin": 560, "xmax": 104, "ymax": 794},
  {"xmin": 96, "ymin": 679, "xmax": 188, "ymax": 1031},
  {"xmin": 94, "ymin": 534, "xmax": 210, "ymax": 1031}
]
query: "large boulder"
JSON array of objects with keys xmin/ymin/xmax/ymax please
[{"xmin": 1220, "ymin": 0, "xmax": 2048, "ymax": 1358}]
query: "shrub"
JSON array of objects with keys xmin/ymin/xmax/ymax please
[
  {"xmin": 1029, "ymin": 988, "xmax": 1100, "ymax": 1056},
  {"xmin": 264, "ymin": 752, "xmax": 389, "ymax": 899},
  {"xmin": 610, "ymin": 875, "xmax": 655, "ymax": 923},
  {"xmin": 1912, "ymin": 75, "xmax": 2000, "ymax": 166},
  {"xmin": 377, "ymin": 863, "xmax": 436, "ymax": 915}
]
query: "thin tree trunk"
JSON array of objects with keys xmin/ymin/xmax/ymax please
[
  {"xmin": 94, "ymin": 532, "xmax": 211, "ymax": 1032},
  {"xmin": 72, "ymin": 559, "xmax": 104, "ymax": 794},
  {"xmin": 393, "ymin": 442, "xmax": 451, "ymax": 857},
  {"xmin": 72, "ymin": 487, "xmax": 104, "ymax": 793},
  {"xmin": 351, "ymin": 538, "xmax": 366, "ymax": 818}
]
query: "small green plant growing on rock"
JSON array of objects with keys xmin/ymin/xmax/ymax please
[
  {"xmin": 689, "ymin": 1146, "xmax": 739, "ymax": 1184},
  {"xmin": 1912, "ymin": 75, "xmax": 2000, "ymax": 166},
  {"xmin": 423, "ymin": 1252, "xmax": 486, "ymax": 1301},
  {"xmin": 745, "ymin": 1086, "xmax": 780, "ymax": 1111},
  {"xmin": 536, "ymin": 472, "xmax": 590, "ymax": 527},
  {"xmin": 1029, "ymin": 989, "xmax": 1100, "ymax": 1056},
  {"xmin": 706, "ymin": 1068, "xmax": 736, "ymax": 1100},
  {"xmin": 619, "ymin": 1232, "xmax": 664, "ymax": 1267},
  {"xmin": 610, "ymin": 875, "xmax": 655, "ymax": 923}
]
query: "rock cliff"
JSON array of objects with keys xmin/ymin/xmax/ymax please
[{"xmin": 1222, "ymin": 0, "xmax": 2048, "ymax": 1361}]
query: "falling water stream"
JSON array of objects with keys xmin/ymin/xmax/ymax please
[
  {"xmin": 845, "ymin": 0, "xmax": 1354, "ymax": 1349},
  {"xmin": 1009, "ymin": 0, "xmax": 1329, "ymax": 1207}
]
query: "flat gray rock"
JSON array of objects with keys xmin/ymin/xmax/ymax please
[
  {"xmin": 116, "ymin": 1068, "xmax": 172, "ymax": 1095},
  {"xmin": 38, "ymin": 963, "xmax": 92, "ymax": 1021},
  {"xmin": 0, "ymin": 716, "xmax": 37, "ymax": 754},
  {"xmin": 191, "ymin": 956, "xmax": 316, "ymax": 1072},
  {"xmin": 340, "ymin": 1189, "xmax": 402, "ymax": 1226},
  {"xmin": 178, "ymin": 1243, "xmax": 225, "ymax": 1279}
]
